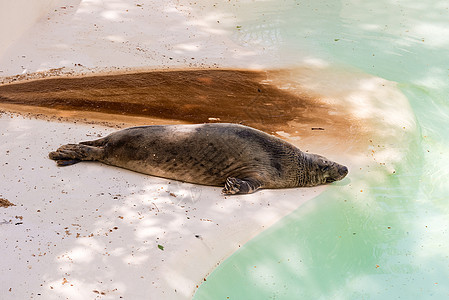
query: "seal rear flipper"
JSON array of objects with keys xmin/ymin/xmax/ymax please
[
  {"xmin": 79, "ymin": 136, "xmax": 108, "ymax": 147},
  {"xmin": 49, "ymin": 143, "xmax": 104, "ymax": 165},
  {"xmin": 55, "ymin": 159, "xmax": 81, "ymax": 166},
  {"xmin": 222, "ymin": 177, "xmax": 262, "ymax": 195}
]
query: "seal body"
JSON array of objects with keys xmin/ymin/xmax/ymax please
[{"xmin": 49, "ymin": 123, "xmax": 348, "ymax": 194}]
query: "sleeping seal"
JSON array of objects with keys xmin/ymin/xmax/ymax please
[{"xmin": 49, "ymin": 123, "xmax": 348, "ymax": 194}]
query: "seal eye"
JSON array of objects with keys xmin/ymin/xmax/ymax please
[{"xmin": 321, "ymin": 165, "xmax": 329, "ymax": 172}]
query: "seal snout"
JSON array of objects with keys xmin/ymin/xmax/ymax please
[{"xmin": 338, "ymin": 165, "xmax": 348, "ymax": 179}]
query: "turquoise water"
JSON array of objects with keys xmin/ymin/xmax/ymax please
[{"xmin": 194, "ymin": 0, "xmax": 449, "ymax": 299}]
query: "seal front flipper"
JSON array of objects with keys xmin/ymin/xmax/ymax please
[
  {"xmin": 49, "ymin": 143, "xmax": 104, "ymax": 166},
  {"xmin": 222, "ymin": 177, "xmax": 262, "ymax": 195}
]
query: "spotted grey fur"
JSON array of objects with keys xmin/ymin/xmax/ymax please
[{"xmin": 49, "ymin": 123, "xmax": 348, "ymax": 194}]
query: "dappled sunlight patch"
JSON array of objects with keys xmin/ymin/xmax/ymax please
[
  {"xmin": 411, "ymin": 213, "xmax": 449, "ymax": 260},
  {"xmin": 61, "ymin": 246, "xmax": 96, "ymax": 264}
]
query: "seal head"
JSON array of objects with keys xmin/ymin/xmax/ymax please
[{"xmin": 300, "ymin": 153, "xmax": 348, "ymax": 186}]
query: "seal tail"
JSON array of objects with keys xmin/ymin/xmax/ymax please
[{"xmin": 49, "ymin": 143, "xmax": 104, "ymax": 166}]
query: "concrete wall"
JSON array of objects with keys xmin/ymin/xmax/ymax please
[{"xmin": 0, "ymin": 0, "xmax": 59, "ymax": 57}]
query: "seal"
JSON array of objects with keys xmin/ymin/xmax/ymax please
[{"xmin": 49, "ymin": 123, "xmax": 348, "ymax": 194}]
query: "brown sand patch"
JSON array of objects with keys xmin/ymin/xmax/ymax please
[
  {"xmin": 0, "ymin": 69, "xmax": 368, "ymax": 157},
  {"xmin": 0, "ymin": 70, "xmax": 349, "ymax": 127},
  {"xmin": 0, "ymin": 198, "xmax": 15, "ymax": 208}
]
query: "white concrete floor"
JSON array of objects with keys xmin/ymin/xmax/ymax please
[{"xmin": 0, "ymin": 0, "xmax": 274, "ymax": 78}]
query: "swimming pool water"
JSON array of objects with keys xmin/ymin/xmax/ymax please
[{"xmin": 194, "ymin": 0, "xmax": 449, "ymax": 299}]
